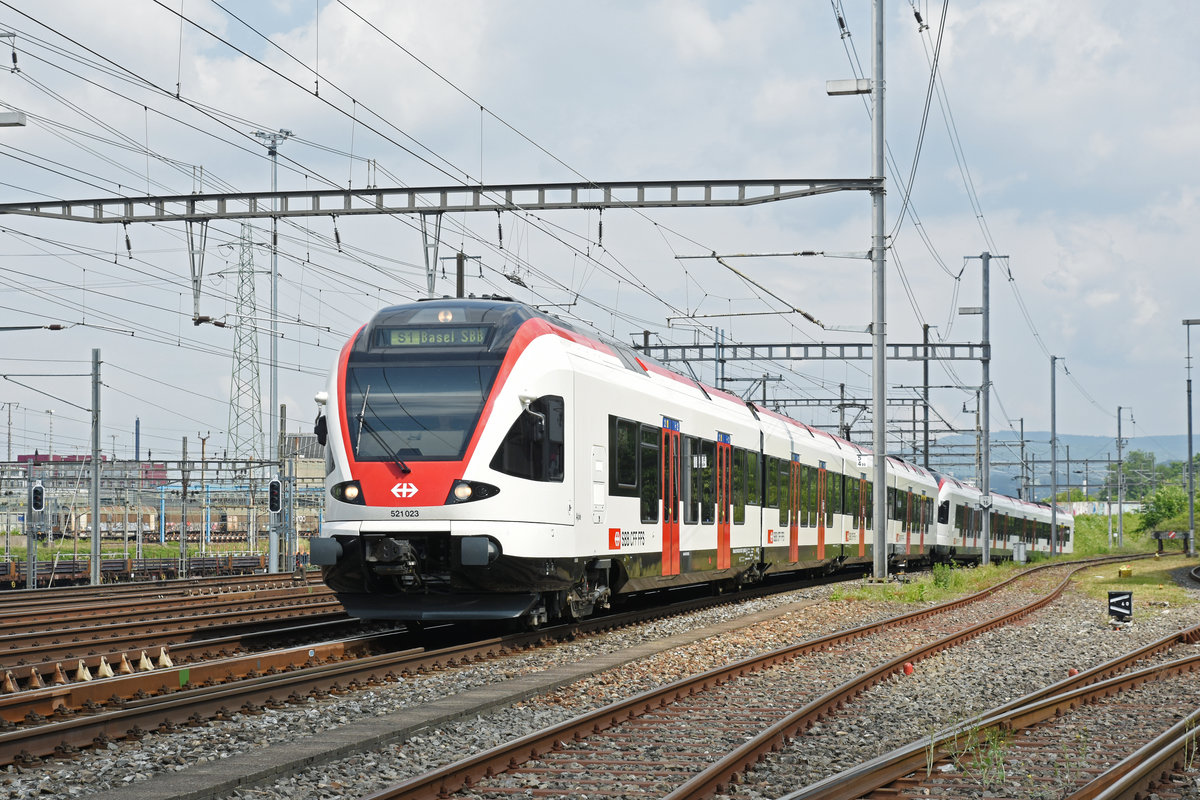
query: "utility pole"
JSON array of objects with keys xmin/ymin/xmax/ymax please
[
  {"xmin": 1185, "ymin": 316, "xmax": 1195, "ymax": 556},
  {"xmin": 198, "ymin": 431, "xmax": 209, "ymax": 556},
  {"xmin": 254, "ymin": 128, "xmax": 291, "ymax": 573},
  {"xmin": 90, "ymin": 349, "xmax": 101, "ymax": 584},
  {"xmin": 1117, "ymin": 406, "xmax": 1131, "ymax": 548},
  {"xmin": 1018, "ymin": 418, "xmax": 1026, "ymax": 499},
  {"xmin": 828, "ymin": 3, "xmax": 886, "ymax": 578},
  {"xmin": 869, "ymin": 0, "xmax": 888, "ymax": 581},
  {"xmin": 1050, "ymin": 356, "xmax": 1058, "ymax": 556},
  {"xmin": 922, "ymin": 324, "xmax": 930, "ymax": 470},
  {"xmin": 180, "ymin": 436, "xmax": 189, "ymax": 578},
  {"xmin": 972, "ymin": 391, "xmax": 981, "ymax": 483},
  {"xmin": 1107, "ymin": 451, "xmax": 1113, "ymax": 549},
  {"xmin": 25, "ymin": 461, "xmax": 35, "ymax": 589},
  {"xmin": 2, "ymin": 401, "xmax": 16, "ymax": 461}
]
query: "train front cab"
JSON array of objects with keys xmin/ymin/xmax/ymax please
[{"xmin": 313, "ymin": 301, "xmax": 613, "ymax": 626}]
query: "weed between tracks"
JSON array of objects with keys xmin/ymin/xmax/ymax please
[
  {"xmin": 830, "ymin": 562, "xmax": 1021, "ymax": 605},
  {"xmin": 930, "ymin": 721, "xmax": 1012, "ymax": 791}
]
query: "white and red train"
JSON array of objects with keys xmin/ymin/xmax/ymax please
[{"xmin": 310, "ymin": 297, "xmax": 1073, "ymax": 626}]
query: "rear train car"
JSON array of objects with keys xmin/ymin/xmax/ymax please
[{"xmin": 934, "ymin": 474, "xmax": 1074, "ymax": 563}]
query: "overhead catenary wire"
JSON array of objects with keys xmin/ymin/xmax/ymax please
[{"xmin": 0, "ymin": 2, "xmax": 1000, "ymax": 452}]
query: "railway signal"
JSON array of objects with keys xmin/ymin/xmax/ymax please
[
  {"xmin": 268, "ymin": 478, "xmax": 282, "ymax": 514},
  {"xmin": 30, "ymin": 482, "xmax": 45, "ymax": 512}
]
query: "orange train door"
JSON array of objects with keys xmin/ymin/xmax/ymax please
[
  {"xmin": 716, "ymin": 435, "xmax": 732, "ymax": 569},
  {"xmin": 660, "ymin": 421, "xmax": 681, "ymax": 577},
  {"xmin": 791, "ymin": 460, "xmax": 801, "ymax": 563}
]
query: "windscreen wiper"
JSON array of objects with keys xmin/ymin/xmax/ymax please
[
  {"xmin": 355, "ymin": 384, "xmax": 370, "ymax": 457},
  {"xmin": 355, "ymin": 390, "xmax": 412, "ymax": 474}
]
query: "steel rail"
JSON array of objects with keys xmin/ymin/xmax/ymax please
[
  {"xmin": 777, "ymin": 623, "xmax": 1200, "ymax": 800},
  {"xmin": 1079, "ymin": 705, "xmax": 1200, "ymax": 800},
  {"xmin": 0, "ymin": 584, "xmax": 333, "ymax": 632},
  {"xmin": 0, "ymin": 570, "xmax": 848, "ymax": 766},
  {"xmin": 0, "ymin": 571, "xmax": 318, "ymax": 608},
  {"xmin": 0, "ymin": 627, "xmax": 414, "ymax": 728},
  {"xmin": 662, "ymin": 561, "xmax": 1103, "ymax": 800},
  {"xmin": 363, "ymin": 558, "xmax": 1134, "ymax": 800},
  {"xmin": 0, "ymin": 597, "xmax": 349, "ymax": 674}
]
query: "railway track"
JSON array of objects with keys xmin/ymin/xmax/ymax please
[
  {"xmin": 0, "ymin": 570, "xmax": 858, "ymax": 769},
  {"xmin": 784, "ymin": 645, "xmax": 1200, "ymax": 799},
  {"xmin": 360, "ymin": 558, "xmax": 1150, "ymax": 800},
  {"xmin": 5, "ymin": 555, "xmax": 1189, "ymax": 800},
  {"xmin": 0, "ymin": 573, "xmax": 349, "ymax": 694}
]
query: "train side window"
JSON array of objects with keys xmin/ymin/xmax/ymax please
[
  {"xmin": 797, "ymin": 464, "xmax": 808, "ymax": 528},
  {"xmin": 490, "ymin": 395, "xmax": 564, "ymax": 482},
  {"xmin": 765, "ymin": 457, "xmax": 779, "ymax": 509},
  {"xmin": 682, "ymin": 436, "xmax": 698, "ymax": 525},
  {"xmin": 699, "ymin": 439, "xmax": 716, "ymax": 524},
  {"xmin": 732, "ymin": 448, "xmax": 746, "ymax": 525},
  {"xmin": 779, "ymin": 459, "xmax": 791, "ymax": 528},
  {"xmin": 831, "ymin": 472, "xmax": 843, "ymax": 517},
  {"xmin": 608, "ymin": 416, "xmax": 640, "ymax": 497},
  {"xmin": 848, "ymin": 478, "xmax": 861, "ymax": 527},
  {"xmin": 824, "ymin": 469, "xmax": 834, "ymax": 528},
  {"xmin": 639, "ymin": 424, "xmax": 659, "ymax": 523},
  {"xmin": 748, "ymin": 449, "xmax": 760, "ymax": 506},
  {"xmin": 866, "ymin": 481, "xmax": 875, "ymax": 528},
  {"xmin": 811, "ymin": 465, "xmax": 820, "ymax": 527}
]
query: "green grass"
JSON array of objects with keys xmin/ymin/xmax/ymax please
[
  {"xmin": 1, "ymin": 535, "xmax": 261, "ymax": 561},
  {"xmin": 1071, "ymin": 512, "xmax": 1158, "ymax": 557},
  {"xmin": 832, "ymin": 561, "xmax": 1026, "ymax": 604},
  {"xmin": 1070, "ymin": 556, "xmax": 1195, "ymax": 608},
  {"xmin": 831, "ymin": 512, "xmax": 1184, "ymax": 606}
]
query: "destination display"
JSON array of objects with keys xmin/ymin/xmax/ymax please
[{"xmin": 380, "ymin": 325, "xmax": 490, "ymax": 347}]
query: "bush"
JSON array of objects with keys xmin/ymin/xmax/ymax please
[{"xmin": 932, "ymin": 562, "xmax": 955, "ymax": 589}]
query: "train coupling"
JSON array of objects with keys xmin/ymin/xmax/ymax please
[{"xmin": 366, "ymin": 537, "xmax": 420, "ymax": 576}]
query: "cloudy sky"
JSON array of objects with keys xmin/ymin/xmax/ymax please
[{"xmin": 0, "ymin": 1, "xmax": 1197, "ymax": 472}]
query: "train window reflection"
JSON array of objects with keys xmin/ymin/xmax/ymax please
[{"xmin": 345, "ymin": 363, "xmax": 499, "ymax": 461}]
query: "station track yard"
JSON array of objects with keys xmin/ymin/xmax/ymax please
[
  {"xmin": 0, "ymin": 570, "xmax": 861, "ymax": 774},
  {"xmin": 0, "ymin": 573, "xmax": 350, "ymax": 693},
  {"xmin": 1, "ymin": 557, "xmax": 1197, "ymax": 799}
]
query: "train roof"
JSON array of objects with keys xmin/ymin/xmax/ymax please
[{"xmin": 360, "ymin": 298, "xmax": 968, "ymax": 489}]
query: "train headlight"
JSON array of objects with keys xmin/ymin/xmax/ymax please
[
  {"xmin": 331, "ymin": 480, "xmax": 365, "ymax": 505},
  {"xmin": 445, "ymin": 480, "xmax": 500, "ymax": 504}
]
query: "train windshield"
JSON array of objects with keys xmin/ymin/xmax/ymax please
[{"xmin": 345, "ymin": 362, "xmax": 501, "ymax": 461}]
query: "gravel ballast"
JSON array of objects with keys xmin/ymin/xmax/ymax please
[{"xmin": 2, "ymin": 565, "xmax": 1197, "ymax": 800}]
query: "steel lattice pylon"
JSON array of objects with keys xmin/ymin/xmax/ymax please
[{"xmin": 226, "ymin": 221, "xmax": 264, "ymax": 461}]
